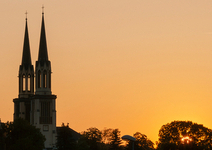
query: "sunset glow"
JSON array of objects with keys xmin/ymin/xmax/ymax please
[
  {"xmin": 181, "ymin": 136, "xmax": 192, "ymax": 144},
  {"xmin": 1, "ymin": 1, "xmax": 212, "ymax": 145}
]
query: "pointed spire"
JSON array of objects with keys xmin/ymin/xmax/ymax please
[
  {"xmin": 21, "ymin": 17, "xmax": 32, "ymax": 69},
  {"xmin": 38, "ymin": 11, "xmax": 48, "ymax": 62}
]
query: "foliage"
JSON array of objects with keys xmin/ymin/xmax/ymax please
[
  {"xmin": 157, "ymin": 120, "xmax": 212, "ymax": 150},
  {"xmin": 79, "ymin": 127, "xmax": 122, "ymax": 150},
  {"xmin": 0, "ymin": 121, "xmax": 6, "ymax": 150},
  {"xmin": 109, "ymin": 128, "xmax": 122, "ymax": 150},
  {"xmin": 101, "ymin": 128, "xmax": 113, "ymax": 150},
  {"xmin": 102, "ymin": 128, "xmax": 113, "ymax": 144},
  {"xmin": 81, "ymin": 127, "xmax": 102, "ymax": 150},
  {"xmin": 126, "ymin": 132, "xmax": 154, "ymax": 150},
  {"xmin": 0, "ymin": 118, "xmax": 45, "ymax": 150},
  {"xmin": 56, "ymin": 123, "xmax": 77, "ymax": 150},
  {"xmin": 76, "ymin": 135, "xmax": 90, "ymax": 150}
]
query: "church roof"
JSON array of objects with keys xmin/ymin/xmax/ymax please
[
  {"xmin": 56, "ymin": 127, "xmax": 81, "ymax": 141},
  {"xmin": 38, "ymin": 13, "xmax": 48, "ymax": 62},
  {"xmin": 21, "ymin": 18, "xmax": 33, "ymax": 70}
]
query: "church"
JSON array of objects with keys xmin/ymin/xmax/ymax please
[{"xmin": 13, "ymin": 11, "xmax": 57, "ymax": 149}]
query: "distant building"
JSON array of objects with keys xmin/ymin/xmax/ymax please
[
  {"xmin": 13, "ymin": 12, "xmax": 57, "ymax": 149},
  {"xmin": 56, "ymin": 126, "xmax": 81, "ymax": 141}
]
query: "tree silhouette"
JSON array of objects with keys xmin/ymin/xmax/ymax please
[
  {"xmin": 109, "ymin": 129, "xmax": 122, "ymax": 150},
  {"xmin": 157, "ymin": 121, "xmax": 212, "ymax": 150},
  {"xmin": 1, "ymin": 118, "xmax": 45, "ymax": 150},
  {"xmin": 101, "ymin": 128, "xmax": 113, "ymax": 150},
  {"xmin": 81, "ymin": 127, "xmax": 102, "ymax": 150},
  {"xmin": 102, "ymin": 128, "xmax": 113, "ymax": 144},
  {"xmin": 126, "ymin": 132, "xmax": 154, "ymax": 150}
]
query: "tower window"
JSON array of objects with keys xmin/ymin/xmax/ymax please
[
  {"xmin": 28, "ymin": 74, "xmax": 30, "ymax": 91},
  {"xmin": 38, "ymin": 71, "xmax": 41, "ymax": 88},
  {"xmin": 40, "ymin": 101, "xmax": 52, "ymax": 124},
  {"xmin": 23, "ymin": 75, "xmax": 26, "ymax": 91},
  {"xmin": 43, "ymin": 71, "xmax": 47, "ymax": 88},
  {"xmin": 49, "ymin": 71, "xmax": 51, "ymax": 88}
]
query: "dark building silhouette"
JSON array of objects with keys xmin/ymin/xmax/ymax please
[{"xmin": 13, "ymin": 12, "xmax": 57, "ymax": 149}]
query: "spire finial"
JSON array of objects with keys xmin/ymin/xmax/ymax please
[
  {"xmin": 25, "ymin": 11, "xmax": 28, "ymax": 20},
  {"xmin": 42, "ymin": 5, "xmax": 44, "ymax": 15}
]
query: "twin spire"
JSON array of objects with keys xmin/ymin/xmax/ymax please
[
  {"xmin": 21, "ymin": 11, "xmax": 49, "ymax": 70},
  {"xmin": 21, "ymin": 17, "xmax": 32, "ymax": 70},
  {"xmin": 38, "ymin": 13, "xmax": 49, "ymax": 62}
]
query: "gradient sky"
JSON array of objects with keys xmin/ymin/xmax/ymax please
[{"xmin": 1, "ymin": 0, "xmax": 212, "ymax": 144}]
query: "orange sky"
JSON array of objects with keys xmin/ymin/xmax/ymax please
[{"xmin": 1, "ymin": 0, "xmax": 212, "ymax": 144}]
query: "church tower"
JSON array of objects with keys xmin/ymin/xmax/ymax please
[
  {"xmin": 13, "ymin": 16, "xmax": 34, "ymax": 122},
  {"xmin": 31, "ymin": 12, "xmax": 57, "ymax": 149},
  {"xmin": 14, "ymin": 11, "xmax": 57, "ymax": 149}
]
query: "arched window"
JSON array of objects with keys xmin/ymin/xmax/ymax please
[
  {"xmin": 23, "ymin": 74, "xmax": 26, "ymax": 91},
  {"xmin": 19, "ymin": 74, "xmax": 21, "ymax": 93},
  {"xmin": 28, "ymin": 74, "xmax": 31, "ymax": 91},
  {"xmin": 43, "ymin": 71, "xmax": 47, "ymax": 88},
  {"xmin": 49, "ymin": 71, "xmax": 51, "ymax": 88},
  {"xmin": 38, "ymin": 71, "xmax": 41, "ymax": 88}
]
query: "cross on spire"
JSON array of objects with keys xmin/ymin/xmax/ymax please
[
  {"xmin": 25, "ymin": 11, "xmax": 28, "ymax": 20},
  {"xmin": 42, "ymin": 5, "xmax": 44, "ymax": 15}
]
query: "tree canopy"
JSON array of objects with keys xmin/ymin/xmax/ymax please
[
  {"xmin": 0, "ymin": 118, "xmax": 45, "ymax": 150},
  {"xmin": 109, "ymin": 128, "xmax": 122, "ymax": 150},
  {"xmin": 81, "ymin": 127, "xmax": 102, "ymax": 150},
  {"xmin": 157, "ymin": 120, "xmax": 212, "ymax": 150},
  {"xmin": 126, "ymin": 132, "xmax": 154, "ymax": 150},
  {"xmin": 78, "ymin": 127, "xmax": 123, "ymax": 150}
]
